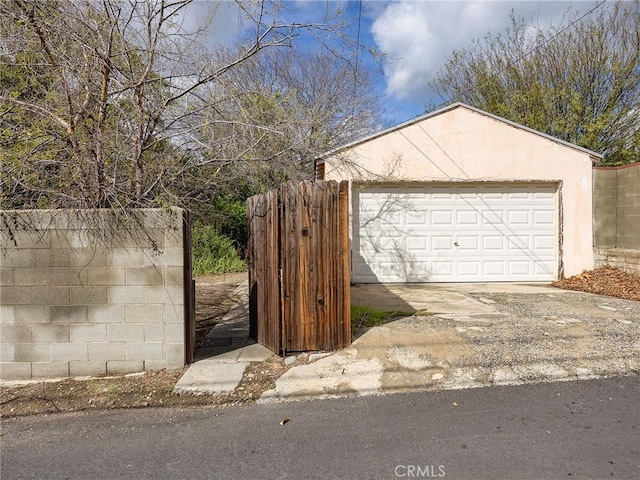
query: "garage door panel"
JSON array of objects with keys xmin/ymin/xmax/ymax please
[
  {"xmin": 456, "ymin": 210, "xmax": 480, "ymax": 225},
  {"xmin": 431, "ymin": 210, "xmax": 454, "ymax": 225},
  {"xmin": 353, "ymin": 184, "xmax": 558, "ymax": 283},
  {"xmin": 534, "ymin": 236, "xmax": 555, "ymax": 250},
  {"xmin": 458, "ymin": 261, "xmax": 480, "ymax": 276},
  {"xmin": 482, "ymin": 210, "xmax": 505, "ymax": 225},
  {"xmin": 483, "ymin": 236, "xmax": 505, "ymax": 250},
  {"xmin": 457, "ymin": 236, "xmax": 479, "ymax": 250}
]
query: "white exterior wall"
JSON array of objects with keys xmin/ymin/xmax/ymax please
[{"xmin": 324, "ymin": 106, "xmax": 596, "ymax": 278}]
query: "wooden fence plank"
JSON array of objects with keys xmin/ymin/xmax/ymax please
[
  {"xmin": 248, "ymin": 180, "xmax": 351, "ymax": 355},
  {"xmin": 247, "ymin": 191, "xmax": 281, "ymax": 354}
]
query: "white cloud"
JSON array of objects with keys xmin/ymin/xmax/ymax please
[
  {"xmin": 371, "ymin": 0, "xmax": 600, "ymax": 106},
  {"xmin": 176, "ymin": 1, "xmax": 243, "ymax": 47}
]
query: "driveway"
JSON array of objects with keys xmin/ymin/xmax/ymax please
[{"xmin": 260, "ymin": 283, "xmax": 640, "ymax": 402}]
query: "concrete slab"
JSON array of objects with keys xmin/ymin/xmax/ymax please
[
  {"xmin": 237, "ymin": 343, "xmax": 275, "ymax": 362},
  {"xmin": 206, "ymin": 281, "xmax": 249, "ymax": 339},
  {"xmin": 351, "ymin": 284, "xmax": 497, "ymax": 315},
  {"xmin": 260, "ymin": 289, "xmax": 640, "ymax": 403},
  {"xmin": 184, "ymin": 280, "xmax": 639, "ymax": 404},
  {"xmin": 174, "ymin": 359, "xmax": 248, "ymax": 395}
]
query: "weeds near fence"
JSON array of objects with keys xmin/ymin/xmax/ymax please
[
  {"xmin": 350, "ymin": 305, "xmax": 435, "ymax": 339},
  {"xmin": 192, "ymin": 224, "xmax": 246, "ymax": 275}
]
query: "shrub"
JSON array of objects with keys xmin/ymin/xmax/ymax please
[{"xmin": 192, "ymin": 224, "xmax": 246, "ymax": 275}]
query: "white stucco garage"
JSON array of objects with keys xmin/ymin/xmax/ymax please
[{"xmin": 317, "ymin": 103, "xmax": 601, "ymax": 283}]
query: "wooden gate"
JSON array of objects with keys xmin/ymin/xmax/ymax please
[{"xmin": 247, "ymin": 180, "xmax": 350, "ymax": 355}]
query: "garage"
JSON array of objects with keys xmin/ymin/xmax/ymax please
[
  {"xmin": 353, "ymin": 183, "xmax": 558, "ymax": 283},
  {"xmin": 318, "ymin": 103, "xmax": 600, "ymax": 282}
]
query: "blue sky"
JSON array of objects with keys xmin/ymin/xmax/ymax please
[{"xmin": 186, "ymin": 1, "xmax": 604, "ymax": 126}]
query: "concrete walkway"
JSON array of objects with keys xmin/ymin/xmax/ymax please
[
  {"xmin": 176, "ymin": 282, "xmax": 640, "ymax": 400},
  {"xmin": 174, "ymin": 282, "xmax": 273, "ymax": 395}
]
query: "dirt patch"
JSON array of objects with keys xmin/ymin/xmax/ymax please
[
  {"xmin": 552, "ymin": 266, "xmax": 640, "ymax": 302},
  {"xmin": 0, "ymin": 356, "xmax": 307, "ymax": 417},
  {"xmin": 1, "ymin": 272, "xmax": 286, "ymax": 418}
]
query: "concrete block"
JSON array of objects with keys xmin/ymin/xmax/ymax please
[
  {"xmin": 32, "ymin": 362, "xmax": 69, "ymax": 379},
  {"xmin": 126, "ymin": 304, "xmax": 163, "ymax": 324},
  {"xmin": 163, "ymin": 305, "xmax": 183, "ymax": 324},
  {"xmin": 0, "ymin": 268, "xmax": 14, "ymax": 286},
  {"xmin": 51, "ymin": 343, "xmax": 88, "ymax": 362},
  {"xmin": 0, "ymin": 362, "xmax": 31, "ymax": 380},
  {"xmin": 142, "ymin": 248, "xmax": 166, "ymax": 267},
  {"xmin": 126, "ymin": 342, "xmax": 163, "ymax": 361},
  {"xmin": 32, "ymin": 250, "xmax": 51, "ymax": 268},
  {"xmin": 68, "ymin": 248, "xmax": 109, "ymax": 268},
  {"xmin": 1, "ymin": 343, "xmax": 15, "ymax": 361},
  {"xmin": 1, "ymin": 286, "xmax": 70, "ymax": 305},
  {"xmin": 108, "ymin": 286, "xmax": 146, "ymax": 304},
  {"xmin": 70, "ymin": 361, "xmax": 107, "ymax": 377},
  {"xmin": 163, "ymin": 247, "xmax": 184, "ymax": 267},
  {"xmin": 88, "ymin": 342, "xmax": 126, "ymax": 361},
  {"xmin": 144, "ymin": 324, "xmax": 164, "ymax": 342},
  {"xmin": 0, "ymin": 305, "xmax": 15, "ymax": 324},
  {"xmin": 1, "ymin": 324, "xmax": 32, "ymax": 343},
  {"xmin": 143, "ymin": 209, "xmax": 180, "ymax": 230},
  {"xmin": 65, "ymin": 230, "xmax": 92, "ymax": 249},
  {"xmin": 32, "ymin": 325, "xmax": 70, "ymax": 343},
  {"xmin": 51, "ymin": 267, "xmax": 88, "ymax": 286},
  {"xmin": 51, "ymin": 306, "xmax": 88, "ymax": 324},
  {"xmin": 30, "ymin": 211, "xmax": 70, "ymax": 230},
  {"xmin": 48, "ymin": 248, "xmax": 71, "ymax": 266},
  {"xmin": 107, "ymin": 323, "xmax": 144, "ymax": 342},
  {"xmin": 88, "ymin": 305, "xmax": 125, "ymax": 324},
  {"xmin": 14, "ymin": 306, "xmax": 50, "ymax": 324},
  {"xmin": 164, "ymin": 267, "xmax": 184, "ymax": 286},
  {"xmin": 70, "ymin": 324, "xmax": 107, "ymax": 342},
  {"xmin": 164, "ymin": 323, "xmax": 184, "ymax": 344},
  {"xmin": 109, "ymin": 249, "xmax": 145, "ymax": 267},
  {"xmin": 165, "ymin": 343, "xmax": 184, "ymax": 363},
  {"xmin": 2, "ymin": 249, "xmax": 33, "ymax": 268},
  {"xmin": 165, "ymin": 229, "xmax": 183, "ymax": 248},
  {"xmin": 12, "ymin": 231, "xmax": 51, "ymax": 249},
  {"xmin": 143, "ymin": 360, "xmax": 169, "ymax": 371},
  {"xmin": 126, "ymin": 267, "xmax": 163, "ymax": 286},
  {"xmin": 33, "ymin": 248, "xmax": 71, "ymax": 267},
  {"xmin": 146, "ymin": 286, "xmax": 183, "ymax": 304},
  {"xmin": 14, "ymin": 343, "xmax": 51, "ymax": 362},
  {"xmin": 87, "ymin": 267, "xmax": 125, "ymax": 286},
  {"xmin": 14, "ymin": 267, "xmax": 51, "ymax": 286},
  {"xmin": 107, "ymin": 360, "xmax": 143, "ymax": 375},
  {"xmin": 70, "ymin": 286, "xmax": 108, "ymax": 305}
]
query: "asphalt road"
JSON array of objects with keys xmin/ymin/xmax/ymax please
[{"xmin": 2, "ymin": 376, "xmax": 638, "ymax": 480}]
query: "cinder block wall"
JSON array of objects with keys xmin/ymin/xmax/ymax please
[
  {"xmin": 616, "ymin": 164, "xmax": 640, "ymax": 249},
  {"xmin": 593, "ymin": 163, "xmax": 640, "ymax": 274},
  {"xmin": 0, "ymin": 208, "xmax": 186, "ymax": 381}
]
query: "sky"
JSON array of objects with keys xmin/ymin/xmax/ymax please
[{"xmin": 186, "ymin": 0, "xmax": 605, "ymax": 126}]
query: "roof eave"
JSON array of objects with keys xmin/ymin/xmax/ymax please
[{"xmin": 316, "ymin": 102, "xmax": 603, "ymax": 163}]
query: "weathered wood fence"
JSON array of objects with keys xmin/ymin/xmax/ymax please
[{"xmin": 247, "ymin": 180, "xmax": 350, "ymax": 355}]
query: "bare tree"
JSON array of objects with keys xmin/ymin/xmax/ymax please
[
  {"xmin": 430, "ymin": 1, "xmax": 640, "ymax": 165},
  {"xmin": 0, "ymin": 0, "xmax": 377, "ymax": 210}
]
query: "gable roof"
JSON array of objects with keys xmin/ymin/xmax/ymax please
[{"xmin": 316, "ymin": 102, "xmax": 603, "ymax": 162}]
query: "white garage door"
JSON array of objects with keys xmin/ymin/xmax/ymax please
[{"xmin": 353, "ymin": 183, "xmax": 558, "ymax": 283}]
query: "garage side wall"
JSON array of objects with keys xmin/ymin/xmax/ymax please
[
  {"xmin": 324, "ymin": 107, "xmax": 595, "ymax": 278},
  {"xmin": 0, "ymin": 209, "xmax": 186, "ymax": 381}
]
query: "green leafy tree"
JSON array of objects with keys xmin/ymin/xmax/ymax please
[{"xmin": 430, "ymin": 1, "xmax": 640, "ymax": 165}]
